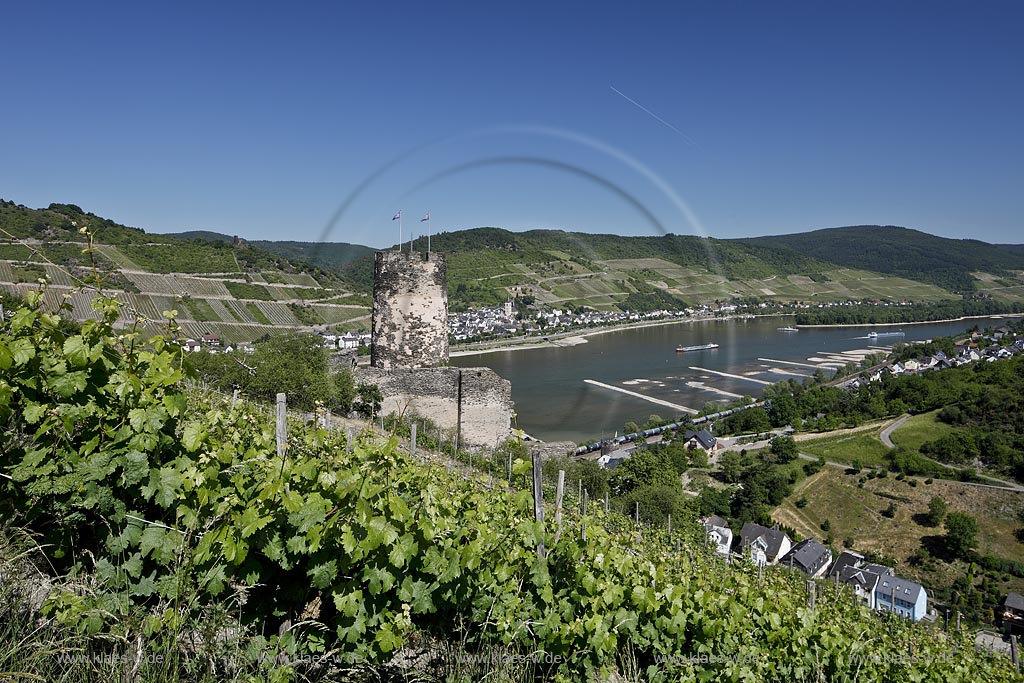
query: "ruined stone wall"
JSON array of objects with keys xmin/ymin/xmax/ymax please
[
  {"xmin": 356, "ymin": 366, "xmax": 512, "ymax": 448},
  {"xmin": 371, "ymin": 251, "xmax": 448, "ymax": 368}
]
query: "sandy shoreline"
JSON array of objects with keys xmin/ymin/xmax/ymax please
[{"xmin": 795, "ymin": 313, "xmax": 1022, "ymax": 329}]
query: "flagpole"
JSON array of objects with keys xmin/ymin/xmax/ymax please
[
  {"xmin": 427, "ymin": 213, "xmax": 431, "ymax": 257},
  {"xmin": 399, "ymin": 211, "xmax": 402, "ymax": 251}
]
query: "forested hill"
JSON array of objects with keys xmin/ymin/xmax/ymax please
[
  {"xmin": 740, "ymin": 225, "xmax": 1024, "ymax": 294},
  {"xmin": 165, "ymin": 231, "xmax": 375, "ymax": 271}
]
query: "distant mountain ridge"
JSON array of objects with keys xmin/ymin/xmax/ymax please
[
  {"xmin": 740, "ymin": 225, "xmax": 1024, "ymax": 294},
  {"xmin": 4, "ymin": 198, "xmax": 1023, "ymax": 329}
]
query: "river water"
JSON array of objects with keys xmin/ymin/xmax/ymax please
[{"xmin": 451, "ymin": 316, "xmax": 1018, "ymax": 443}]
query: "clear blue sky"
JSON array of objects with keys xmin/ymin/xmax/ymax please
[{"xmin": 2, "ymin": 1, "xmax": 1021, "ymax": 247}]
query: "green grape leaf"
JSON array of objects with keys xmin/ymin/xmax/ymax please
[
  {"xmin": 10, "ymin": 337, "xmax": 36, "ymax": 365},
  {"xmin": 181, "ymin": 422, "xmax": 206, "ymax": 452},
  {"xmin": 62, "ymin": 335, "xmax": 90, "ymax": 366}
]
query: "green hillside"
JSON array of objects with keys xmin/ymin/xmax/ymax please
[
  {"xmin": 249, "ymin": 239, "xmax": 374, "ymax": 270},
  {"xmin": 7, "ymin": 199, "xmax": 1024, "ymax": 331},
  {"xmin": 165, "ymin": 232, "xmax": 376, "ymax": 271},
  {"xmin": 336, "ymin": 227, "xmax": 959, "ymax": 311},
  {"xmin": 742, "ymin": 225, "xmax": 1024, "ymax": 296},
  {"xmin": 0, "ymin": 200, "xmax": 371, "ymax": 342}
]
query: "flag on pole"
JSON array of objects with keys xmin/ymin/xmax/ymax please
[
  {"xmin": 421, "ymin": 211, "xmax": 430, "ymax": 222},
  {"xmin": 392, "ymin": 211, "xmax": 401, "ymax": 220}
]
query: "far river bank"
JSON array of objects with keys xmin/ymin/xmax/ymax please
[{"xmin": 450, "ymin": 312, "xmax": 1021, "ymax": 359}]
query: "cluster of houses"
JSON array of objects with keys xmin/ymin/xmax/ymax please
[
  {"xmin": 701, "ymin": 518, "xmax": 931, "ymax": 622},
  {"xmin": 449, "ymin": 301, "xmax": 699, "ymax": 342},
  {"xmin": 319, "ymin": 331, "xmax": 371, "ymax": 350},
  {"xmin": 838, "ymin": 327, "xmax": 1023, "ymax": 391},
  {"xmin": 594, "ymin": 428, "xmax": 719, "ymax": 469},
  {"xmin": 176, "ymin": 331, "xmax": 372, "ymax": 354},
  {"xmin": 177, "ymin": 334, "xmax": 251, "ymax": 354}
]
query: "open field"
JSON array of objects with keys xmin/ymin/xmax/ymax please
[
  {"xmin": 797, "ymin": 431, "xmax": 892, "ymax": 466},
  {"xmin": 795, "ymin": 420, "xmax": 894, "ymax": 466},
  {"xmin": 974, "ymin": 271, "xmax": 1024, "ymax": 302},
  {"xmin": 888, "ymin": 410, "xmax": 957, "ymax": 452}
]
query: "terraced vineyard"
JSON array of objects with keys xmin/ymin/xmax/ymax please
[{"xmin": 0, "ymin": 203, "xmax": 368, "ymax": 342}]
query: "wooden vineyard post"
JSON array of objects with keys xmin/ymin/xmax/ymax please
[
  {"xmin": 410, "ymin": 422, "xmax": 417, "ymax": 459},
  {"xmin": 807, "ymin": 580, "xmax": 816, "ymax": 611},
  {"xmin": 531, "ymin": 450, "xmax": 545, "ymax": 559},
  {"xmin": 231, "ymin": 387, "xmax": 238, "ymax": 408},
  {"xmin": 276, "ymin": 392, "xmax": 287, "ymax": 459},
  {"xmin": 582, "ymin": 489, "xmax": 588, "ymax": 542},
  {"xmin": 346, "ymin": 426, "xmax": 354, "ymax": 453},
  {"xmin": 553, "ymin": 471, "xmax": 565, "ymax": 545},
  {"xmin": 635, "ymin": 501, "xmax": 640, "ymax": 524},
  {"xmin": 276, "ymin": 393, "xmax": 288, "ymax": 478},
  {"xmin": 605, "ymin": 491, "xmax": 609, "ymax": 514}
]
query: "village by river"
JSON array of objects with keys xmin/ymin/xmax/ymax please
[{"xmin": 451, "ymin": 316, "xmax": 1020, "ymax": 443}]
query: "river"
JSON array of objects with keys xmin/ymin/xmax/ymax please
[{"xmin": 451, "ymin": 316, "xmax": 1019, "ymax": 443}]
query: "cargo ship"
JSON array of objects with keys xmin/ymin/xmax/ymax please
[
  {"xmin": 675, "ymin": 343, "xmax": 720, "ymax": 352},
  {"xmin": 867, "ymin": 331, "xmax": 905, "ymax": 338}
]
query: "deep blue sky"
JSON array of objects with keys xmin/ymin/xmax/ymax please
[{"xmin": 2, "ymin": 1, "xmax": 1021, "ymax": 247}]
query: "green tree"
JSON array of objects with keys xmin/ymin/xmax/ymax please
[
  {"xmin": 622, "ymin": 484, "xmax": 693, "ymax": 526},
  {"xmin": 697, "ymin": 486, "xmax": 732, "ymax": 518},
  {"xmin": 926, "ymin": 495, "xmax": 947, "ymax": 527},
  {"xmin": 769, "ymin": 435, "xmax": 798, "ymax": 463},
  {"xmin": 609, "ymin": 448, "xmax": 677, "ymax": 495},
  {"xmin": 719, "ymin": 451, "xmax": 744, "ymax": 483},
  {"xmin": 354, "ymin": 382, "xmax": 383, "ymax": 418},
  {"xmin": 943, "ymin": 511, "xmax": 979, "ymax": 559}
]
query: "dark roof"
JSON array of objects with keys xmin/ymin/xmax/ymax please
[
  {"xmin": 683, "ymin": 429, "xmax": 717, "ymax": 450},
  {"xmin": 877, "ymin": 576, "xmax": 925, "ymax": 604},
  {"xmin": 739, "ymin": 522, "xmax": 789, "ymax": 559},
  {"xmin": 827, "ymin": 551, "xmax": 864, "ymax": 579},
  {"xmin": 838, "ymin": 566, "xmax": 884, "ymax": 591},
  {"xmin": 1005, "ymin": 593, "xmax": 1024, "ymax": 612},
  {"xmin": 703, "ymin": 515, "xmax": 729, "ymax": 529},
  {"xmin": 781, "ymin": 538, "xmax": 832, "ymax": 575}
]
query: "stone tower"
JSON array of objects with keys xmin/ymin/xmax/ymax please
[{"xmin": 370, "ymin": 251, "xmax": 448, "ymax": 369}]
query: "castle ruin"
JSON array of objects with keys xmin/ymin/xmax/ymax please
[
  {"xmin": 370, "ymin": 251, "xmax": 448, "ymax": 368},
  {"xmin": 360, "ymin": 249, "xmax": 513, "ymax": 448}
]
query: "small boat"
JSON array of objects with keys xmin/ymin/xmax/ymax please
[
  {"xmin": 675, "ymin": 343, "xmax": 720, "ymax": 352},
  {"xmin": 778, "ymin": 326, "xmax": 799, "ymax": 332}
]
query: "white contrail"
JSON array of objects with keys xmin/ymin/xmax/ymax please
[{"xmin": 610, "ymin": 85, "xmax": 696, "ymax": 146}]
